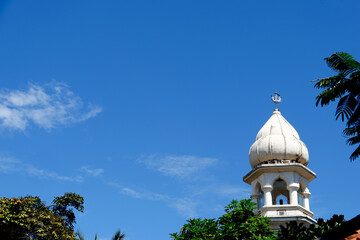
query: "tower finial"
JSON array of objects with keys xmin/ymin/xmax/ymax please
[{"xmin": 271, "ymin": 92, "xmax": 281, "ymax": 110}]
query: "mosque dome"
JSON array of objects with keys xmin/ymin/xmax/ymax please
[{"xmin": 249, "ymin": 109, "xmax": 309, "ymax": 169}]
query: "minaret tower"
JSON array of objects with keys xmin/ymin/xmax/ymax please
[{"xmin": 243, "ymin": 93, "xmax": 316, "ymax": 230}]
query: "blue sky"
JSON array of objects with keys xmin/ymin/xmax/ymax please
[{"xmin": 0, "ymin": 1, "xmax": 360, "ymax": 239}]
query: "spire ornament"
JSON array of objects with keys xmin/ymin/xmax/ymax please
[{"xmin": 271, "ymin": 92, "xmax": 281, "ymax": 110}]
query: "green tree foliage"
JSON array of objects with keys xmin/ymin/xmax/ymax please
[
  {"xmin": 0, "ymin": 193, "xmax": 84, "ymax": 240},
  {"xmin": 277, "ymin": 221, "xmax": 307, "ymax": 240},
  {"xmin": 314, "ymin": 52, "xmax": 360, "ymax": 161},
  {"xmin": 170, "ymin": 218, "xmax": 219, "ymax": 239},
  {"xmin": 170, "ymin": 199, "xmax": 275, "ymax": 240},
  {"xmin": 277, "ymin": 214, "xmax": 345, "ymax": 240},
  {"xmin": 52, "ymin": 192, "xmax": 85, "ymax": 231}
]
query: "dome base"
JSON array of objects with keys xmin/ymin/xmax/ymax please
[{"xmin": 243, "ymin": 162, "xmax": 316, "ymax": 185}]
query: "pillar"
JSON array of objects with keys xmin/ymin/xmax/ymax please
[
  {"xmin": 250, "ymin": 194, "xmax": 261, "ymax": 203},
  {"xmin": 302, "ymin": 191, "xmax": 311, "ymax": 210},
  {"xmin": 288, "ymin": 183, "xmax": 299, "ymax": 205},
  {"xmin": 251, "ymin": 194, "xmax": 262, "ymax": 208},
  {"xmin": 262, "ymin": 185, "xmax": 273, "ymax": 206}
]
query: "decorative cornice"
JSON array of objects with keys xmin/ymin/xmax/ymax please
[{"xmin": 243, "ymin": 162, "xmax": 316, "ymax": 184}]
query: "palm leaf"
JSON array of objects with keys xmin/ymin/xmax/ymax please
[
  {"xmin": 347, "ymin": 103, "xmax": 360, "ymax": 126},
  {"xmin": 325, "ymin": 52, "xmax": 360, "ymax": 76},
  {"xmin": 113, "ymin": 230, "xmax": 126, "ymax": 240},
  {"xmin": 350, "ymin": 71, "xmax": 360, "ymax": 84},
  {"xmin": 343, "ymin": 126, "xmax": 359, "ymax": 136},
  {"xmin": 335, "ymin": 94, "xmax": 357, "ymax": 121},
  {"xmin": 315, "ymin": 81, "xmax": 348, "ymax": 106},
  {"xmin": 314, "ymin": 52, "xmax": 360, "ymax": 161},
  {"xmin": 346, "ymin": 134, "xmax": 360, "ymax": 146},
  {"xmin": 313, "ymin": 75, "xmax": 346, "ymax": 90},
  {"xmin": 350, "ymin": 144, "xmax": 360, "ymax": 161}
]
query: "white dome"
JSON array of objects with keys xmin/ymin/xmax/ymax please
[{"xmin": 249, "ymin": 110, "xmax": 309, "ymax": 169}]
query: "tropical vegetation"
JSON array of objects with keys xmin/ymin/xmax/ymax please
[
  {"xmin": 0, "ymin": 193, "xmax": 84, "ymax": 240},
  {"xmin": 170, "ymin": 199, "xmax": 275, "ymax": 240},
  {"xmin": 277, "ymin": 214, "xmax": 345, "ymax": 240},
  {"xmin": 314, "ymin": 52, "xmax": 360, "ymax": 161},
  {"xmin": 171, "ymin": 198, "xmax": 346, "ymax": 240}
]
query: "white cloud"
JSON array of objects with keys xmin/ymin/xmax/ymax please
[
  {"xmin": 138, "ymin": 154, "xmax": 218, "ymax": 179},
  {"xmin": 0, "ymin": 81, "xmax": 102, "ymax": 131},
  {"xmin": 80, "ymin": 166, "xmax": 104, "ymax": 176},
  {"xmin": 107, "ymin": 182, "xmax": 166, "ymax": 201},
  {"xmin": 107, "ymin": 154, "xmax": 249, "ymax": 218},
  {"xmin": 170, "ymin": 198, "xmax": 198, "ymax": 218},
  {"xmin": 0, "ymin": 157, "xmax": 83, "ymax": 182},
  {"xmin": 0, "ymin": 157, "xmax": 19, "ymax": 172},
  {"xmin": 107, "ymin": 182, "xmax": 197, "ymax": 217},
  {"xmin": 186, "ymin": 183, "xmax": 251, "ymax": 201},
  {"xmin": 27, "ymin": 166, "xmax": 83, "ymax": 182},
  {"xmin": 216, "ymin": 185, "xmax": 251, "ymax": 198}
]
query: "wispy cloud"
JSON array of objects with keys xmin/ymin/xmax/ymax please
[
  {"xmin": 216, "ymin": 185, "xmax": 251, "ymax": 198},
  {"xmin": 107, "ymin": 182, "xmax": 198, "ymax": 217},
  {"xmin": 80, "ymin": 166, "xmax": 104, "ymax": 176},
  {"xmin": 107, "ymin": 182, "xmax": 167, "ymax": 201},
  {"xmin": 0, "ymin": 81, "xmax": 102, "ymax": 131},
  {"xmin": 0, "ymin": 157, "xmax": 83, "ymax": 182},
  {"xmin": 108, "ymin": 154, "xmax": 249, "ymax": 218},
  {"xmin": 138, "ymin": 154, "xmax": 218, "ymax": 179},
  {"xmin": 169, "ymin": 198, "xmax": 198, "ymax": 217}
]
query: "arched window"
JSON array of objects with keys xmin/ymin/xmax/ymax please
[
  {"xmin": 276, "ymin": 194, "xmax": 288, "ymax": 205},
  {"xmin": 272, "ymin": 178, "xmax": 289, "ymax": 205}
]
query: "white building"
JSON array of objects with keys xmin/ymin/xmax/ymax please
[{"xmin": 243, "ymin": 105, "xmax": 316, "ymax": 230}]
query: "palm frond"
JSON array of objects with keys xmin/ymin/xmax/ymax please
[
  {"xmin": 350, "ymin": 144, "xmax": 360, "ymax": 161},
  {"xmin": 335, "ymin": 94, "xmax": 357, "ymax": 121},
  {"xmin": 113, "ymin": 230, "xmax": 126, "ymax": 240},
  {"xmin": 343, "ymin": 126, "xmax": 359, "ymax": 136},
  {"xmin": 315, "ymin": 81, "xmax": 348, "ymax": 106},
  {"xmin": 313, "ymin": 75, "xmax": 346, "ymax": 90},
  {"xmin": 346, "ymin": 134, "xmax": 360, "ymax": 146},
  {"xmin": 347, "ymin": 103, "xmax": 360, "ymax": 126},
  {"xmin": 325, "ymin": 52, "xmax": 360, "ymax": 76},
  {"xmin": 317, "ymin": 53, "xmax": 360, "ymax": 161},
  {"xmin": 350, "ymin": 71, "xmax": 360, "ymax": 83}
]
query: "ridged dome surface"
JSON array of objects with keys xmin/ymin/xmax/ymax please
[{"xmin": 249, "ymin": 110, "xmax": 309, "ymax": 169}]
